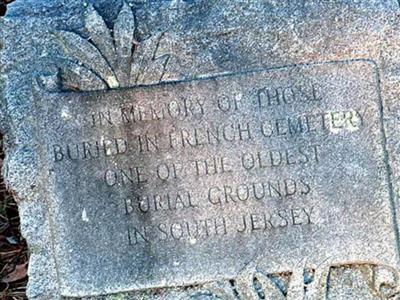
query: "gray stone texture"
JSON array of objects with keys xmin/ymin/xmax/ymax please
[{"xmin": 2, "ymin": 0, "xmax": 400, "ymax": 299}]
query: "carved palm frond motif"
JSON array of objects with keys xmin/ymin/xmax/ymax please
[
  {"xmin": 54, "ymin": 2, "xmax": 170, "ymax": 91},
  {"xmin": 191, "ymin": 264, "xmax": 400, "ymax": 300}
]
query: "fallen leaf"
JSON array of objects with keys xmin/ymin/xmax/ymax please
[
  {"xmin": 1, "ymin": 263, "xmax": 27, "ymax": 283},
  {"xmin": 0, "ymin": 249, "xmax": 21, "ymax": 258}
]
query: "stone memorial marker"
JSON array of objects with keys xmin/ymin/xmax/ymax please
[{"xmin": 2, "ymin": 1, "xmax": 400, "ymax": 299}]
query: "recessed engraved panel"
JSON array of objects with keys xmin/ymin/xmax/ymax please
[{"xmin": 38, "ymin": 60, "xmax": 398, "ymax": 296}]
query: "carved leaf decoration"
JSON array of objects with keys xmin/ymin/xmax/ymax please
[
  {"xmin": 130, "ymin": 33, "xmax": 171, "ymax": 85},
  {"xmin": 114, "ymin": 2, "xmax": 136, "ymax": 59},
  {"xmin": 84, "ymin": 4, "xmax": 116, "ymax": 69},
  {"xmin": 58, "ymin": 60, "xmax": 108, "ymax": 91},
  {"xmin": 197, "ymin": 281, "xmax": 237, "ymax": 299},
  {"xmin": 55, "ymin": 31, "xmax": 119, "ymax": 89},
  {"xmin": 372, "ymin": 265, "xmax": 400, "ymax": 298},
  {"xmin": 230, "ymin": 262, "xmax": 293, "ymax": 300},
  {"xmin": 113, "ymin": 2, "xmax": 136, "ymax": 86},
  {"xmin": 261, "ymin": 273, "xmax": 290, "ymax": 299},
  {"xmin": 130, "ymin": 34, "xmax": 157, "ymax": 84},
  {"xmin": 234, "ymin": 271, "xmax": 261, "ymax": 299},
  {"xmin": 54, "ymin": 2, "xmax": 171, "ymax": 91}
]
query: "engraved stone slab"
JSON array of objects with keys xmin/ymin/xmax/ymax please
[
  {"xmin": 3, "ymin": 1, "xmax": 400, "ymax": 299},
  {"xmin": 36, "ymin": 59, "xmax": 397, "ymax": 296}
]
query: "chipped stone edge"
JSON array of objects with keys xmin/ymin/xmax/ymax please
[{"xmin": 0, "ymin": 17, "xmax": 62, "ymax": 300}]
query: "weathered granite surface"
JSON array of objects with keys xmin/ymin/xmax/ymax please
[{"xmin": 3, "ymin": 1, "xmax": 400, "ymax": 299}]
